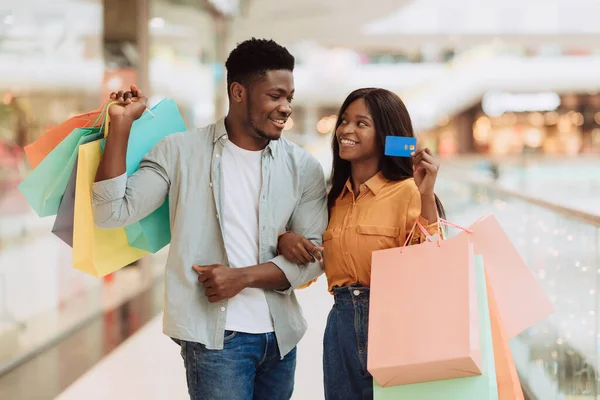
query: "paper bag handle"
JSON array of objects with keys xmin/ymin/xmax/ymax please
[
  {"xmin": 401, "ymin": 217, "xmax": 473, "ymax": 252},
  {"xmin": 101, "ymin": 100, "xmax": 155, "ymax": 138},
  {"xmin": 438, "ymin": 218, "xmax": 473, "ymax": 234}
]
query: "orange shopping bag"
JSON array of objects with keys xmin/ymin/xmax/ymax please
[
  {"xmin": 368, "ymin": 220, "xmax": 481, "ymax": 387},
  {"xmin": 448, "ymin": 214, "xmax": 554, "ymax": 339},
  {"xmin": 486, "ymin": 270, "xmax": 525, "ymax": 400},
  {"xmin": 24, "ymin": 101, "xmax": 108, "ymax": 169}
]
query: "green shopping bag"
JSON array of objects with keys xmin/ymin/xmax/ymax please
[
  {"xmin": 100, "ymin": 98, "xmax": 186, "ymax": 253},
  {"xmin": 19, "ymin": 105, "xmax": 109, "ymax": 217},
  {"xmin": 374, "ymin": 255, "xmax": 498, "ymax": 400}
]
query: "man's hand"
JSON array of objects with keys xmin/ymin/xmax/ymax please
[
  {"xmin": 108, "ymin": 84, "xmax": 147, "ymax": 122},
  {"xmin": 192, "ymin": 264, "xmax": 248, "ymax": 303},
  {"xmin": 277, "ymin": 232, "xmax": 324, "ymax": 265}
]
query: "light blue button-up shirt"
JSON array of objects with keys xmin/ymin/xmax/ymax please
[{"xmin": 91, "ymin": 119, "xmax": 328, "ymax": 356}]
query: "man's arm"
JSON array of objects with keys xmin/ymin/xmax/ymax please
[
  {"xmin": 269, "ymin": 156, "xmax": 328, "ymax": 294},
  {"xmin": 193, "ymin": 156, "xmax": 328, "ymax": 300},
  {"xmin": 92, "ymin": 86, "xmax": 170, "ymax": 229},
  {"xmin": 193, "ymin": 263, "xmax": 291, "ymax": 303}
]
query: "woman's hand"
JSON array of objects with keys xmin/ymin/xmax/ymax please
[
  {"xmin": 412, "ymin": 148, "xmax": 440, "ymax": 196},
  {"xmin": 277, "ymin": 232, "xmax": 324, "ymax": 265}
]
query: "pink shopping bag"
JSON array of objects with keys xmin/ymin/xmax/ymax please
[
  {"xmin": 452, "ymin": 214, "xmax": 554, "ymax": 339},
  {"xmin": 368, "ymin": 221, "xmax": 481, "ymax": 387}
]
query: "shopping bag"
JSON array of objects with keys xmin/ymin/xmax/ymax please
[
  {"xmin": 99, "ymin": 98, "xmax": 186, "ymax": 252},
  {"xmin": 368, "ymin": 220, "xmax": 480, "ymax": 387},
  {"xmin": 24, "ymin": 101, "xmax": 108, "ymax": 169},
  {"xmin": 449, "ymin": 214, "xmax": 554, "ymax": 338},
  {"xmin": 18, "ymin": 103, "xmax": 111, "ymax": 217},
  {"xmin": 52, "ymin": 160, "xmax": 78, "ymax": 247},
  {"xmin": 374, "ymin": 255, "xmax": 498, "ymax": 399},
  {"xmin": 486, "ymin": 270, "xmax": 525, "ymax": 400},
  {"xmin": 72, "ymin": 139, "xmax": 149, "ymax": 277}
]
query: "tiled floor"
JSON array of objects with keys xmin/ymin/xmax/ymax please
[
  {"xmin": 0, "ymin": 273, "xmax": 165, "ymax": 400},
  {"xmin": 54, "ymin": 277, "xmax": 334, "ymax": 400}
]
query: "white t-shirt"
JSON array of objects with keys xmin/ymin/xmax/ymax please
[{"xmin": 221, "ymin": 139, "xmax": 274, "ymax": 333}]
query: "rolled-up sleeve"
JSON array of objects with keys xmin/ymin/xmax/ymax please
[
  {"xmin": 92, "ymin": 138, "xmax": 171, "ymax": 229},
  {"xmin": 271, "ymin": 156, "xmax": 328, "ymax": 294}
]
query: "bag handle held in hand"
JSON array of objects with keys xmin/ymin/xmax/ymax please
[
  {"xmin": 101, "ymin": 100, "xmax": 155, "ymax": 139},
  {"xmin": 401, "ymin": 217, "xmax": 473, "ymax": 252}
]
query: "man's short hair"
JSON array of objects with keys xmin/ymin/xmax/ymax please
[{"xmin": 225, "ymin": 38, "xmax": 295, "ymax": 97}]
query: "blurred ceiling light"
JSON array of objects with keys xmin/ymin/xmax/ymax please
[
  {"xmin": 475, "ymin": 116, "xmax": 491, "ymax": 130},
  {"xmin": 317, "ymin": 118, "xmax": 329, "ymax": 135},
  {"xmin": 572, "ymin": 112, "xmax": 584, "ymax": 126},
  {"xmin": 4, "ymin": 15, "xmax": 13, "ymax": 25},
  {"xmin": 482, "ymin": 91, "xmax": 560, "ymax": 117},
  {"xmin": 317, "ymin": 116, "xmax": 337, "ymax": 135},
  {"xmin": 544, "ymin": 111, "xmax": 559, "ymax": 125},
  {"xmin": 473, "ymin": 119, "xmax": 490, "ymax": 143},
  {"xmin": 150, "ymin": 17, "xmax": 165, "ymax": 29},
  {"xmin": 558, "ymin": 116, "xmax": 572, "ymax": 133},
  {"xmin": 524, "ymin": 128, "xmax": 543, "ymax": 148},
  {"xmin": 283, "ymin": 117, "xmax": 294, "ymax": 131},
  {"xmin": 528, "ymin": 112, "xmax": 545, "ymax": 127}
]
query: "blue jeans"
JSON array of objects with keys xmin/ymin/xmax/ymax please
[
  {"xmin": 323, "ymin": 286, "xmax": 373, "ymax": 400},
  {"xmin": 177, "ymin": 331, "xmax": 296, "ymax": 400}
]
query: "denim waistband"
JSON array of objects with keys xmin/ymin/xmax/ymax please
[{"xmin": 332, "ymin": 285, "xmax": 370, "ymax": 303}]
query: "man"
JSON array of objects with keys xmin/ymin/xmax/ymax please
[{"xmin": 92, "ymin": 38, "xmax": 327, "ymax": 399}]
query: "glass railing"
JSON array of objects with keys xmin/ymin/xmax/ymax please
[{"xmin": 437, "ymin": 175, "xmax": 600, "ymax": 400}]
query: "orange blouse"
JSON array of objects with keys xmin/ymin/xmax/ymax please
[{"xmin": 323, "ymin": 172, "xmax": 439, "ymax": 293}]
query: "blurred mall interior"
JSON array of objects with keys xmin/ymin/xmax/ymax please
[{"xmin": 0, "ymin": 0, "xmax": 599, "ymax": 399}]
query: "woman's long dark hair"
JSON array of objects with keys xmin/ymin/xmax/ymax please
[{"xmin": 328, "ymin": 88, "xmax": 446, "ymax": 220}]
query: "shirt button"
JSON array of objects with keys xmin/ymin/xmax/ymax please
[
  {"xmin": 216, "ymin": 214, "xmax": 220, "ymax": 219},
  {"xmin": 353, "ymin": 290, "xmax": 361, "ymax": 296},
  {"xmin": 209, "ymin": 182, "xmax": 213, "ymax": 187},
  {"xmin": 220, "ymin": 307, "xmax": 226, "ymax": 312},
  {"xmin": 215, "ymin": 154, "xmax": 220, "ymax": 158}
]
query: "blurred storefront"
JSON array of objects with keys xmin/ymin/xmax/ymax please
[
  {"xmin": 0, "ymin": 0, "xmax": 231, "ymax": 376},
  {"xmin": 417, "ymin": 93, "xmax": 600, "ymax": 156}
]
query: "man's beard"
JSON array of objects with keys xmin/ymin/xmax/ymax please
[
  {"xmin": 248, "ymin": 116, "xmax": 270, "ymax": 140},
  {"xmin": 247, "ymin": 101, "xmax": 280, "ymax": 141}
]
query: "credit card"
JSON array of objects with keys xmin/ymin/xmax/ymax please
[{"xmin": 384, "ymin": 136, "xmax": 417, "ymax": 157}]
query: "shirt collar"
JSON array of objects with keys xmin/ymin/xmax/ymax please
[
  {"xmin": 341, "ymin": 171, "xmax": 389, "ymax": 197},
  {"xmin": 213, "ymin": 118, "xmax": 228, "ymax": 143},
  {"xmin": 213, "ymin": 117, "xmax": 277, "ymax": 158}
]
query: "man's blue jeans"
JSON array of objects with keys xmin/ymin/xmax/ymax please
[{"xmin": 177, "ymin": 331, "xmax": 296, "ymax": 400}]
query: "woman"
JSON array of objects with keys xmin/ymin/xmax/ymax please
[{"xmin": 278, "ymin": 88, "xmax": 445, "ymax": 400}]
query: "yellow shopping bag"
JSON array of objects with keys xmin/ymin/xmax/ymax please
[{"xmin": 72, "ymin": 104, "xmax": 149, "ymax": 277}]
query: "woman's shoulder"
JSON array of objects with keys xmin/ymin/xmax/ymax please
[{"xmin": 386, "ymin": 177, "xmax": 419, "ymax": 194}]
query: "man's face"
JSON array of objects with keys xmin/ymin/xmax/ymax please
[{"xmin": 244, "ymin": 70, "xmax": 294, "ymax": 141}]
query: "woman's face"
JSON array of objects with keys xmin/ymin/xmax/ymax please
[{"xmin": 336, "ymin": 98, "xmax": 380, "ymax": 164}]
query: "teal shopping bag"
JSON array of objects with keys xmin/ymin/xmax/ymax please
[
  {"xmin": 19, "ymin": 124, "xmax": 106, "ymax": 217},
  {"xmin": 100, "ymin": 98, "xmax": 186, "ymax": 253},
  {"xmin": 374, "ymin": 255, "xmax": 498, "ymax": 400}
]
